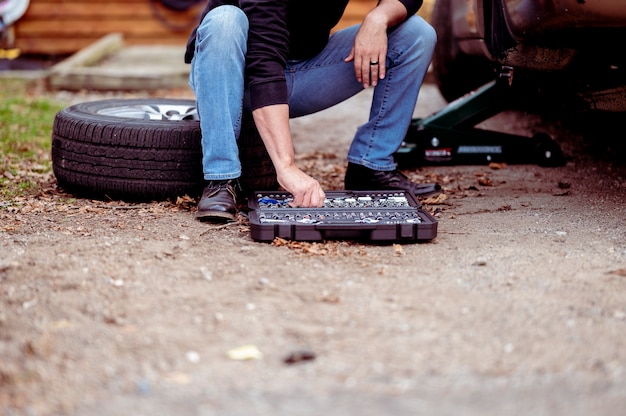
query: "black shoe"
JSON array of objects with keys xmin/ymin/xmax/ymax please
[
  {"xmin": 195, "ymin": 180, "xmax": 238, "ymax": 222},
  {"xmin": 344, "ymin": 163, "xmax": 440, "ymax": 197}
]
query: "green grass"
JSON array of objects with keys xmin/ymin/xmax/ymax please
[{"xmin": 0, "ymin": 78, "xmax": 66, "ymax": 199}]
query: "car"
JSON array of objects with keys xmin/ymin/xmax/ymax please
[
  {"xmin": 431, "ymin": 0, "xmax": 626, "ymax": 111},
  {"xmin": 397, "ymin": 0, "xmax": 626, "ymax": 167}
]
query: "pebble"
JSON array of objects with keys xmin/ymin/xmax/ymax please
[
  {"xmin": 199, "ymin": 266, "xmax": 212, "ymax": 281},
  {"xmin": 186, "ymin": 351, "xmax": 200, "ymax": 363}
]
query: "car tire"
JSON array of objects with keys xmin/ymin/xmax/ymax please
[
  {"xmin": 431, "ymin": 0, "xmax": 496, "ymax": 102},
  {"xmin": 51, "ymin": 98, "xmax": 278, "ymax": 201}
]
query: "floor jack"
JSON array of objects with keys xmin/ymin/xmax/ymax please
[{"xmin": 395, "ymin": 68, "xmax": 565, "ymax": 167}]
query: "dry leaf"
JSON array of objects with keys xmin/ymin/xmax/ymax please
[
  {"xmin": 477, "ymin": 177, "xmax": 493, "ymax": 186},
  {"xmin": 423, "ymin": 193, "xmax": 448, "ymax": 205},
  {"xmin": 316, "ymin": 294, "xmax": 341, "ymax": 304}
]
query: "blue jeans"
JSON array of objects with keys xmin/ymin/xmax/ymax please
[{"xmin": 189, "ymin": 5, "xmax": 436, "ymax": 180}]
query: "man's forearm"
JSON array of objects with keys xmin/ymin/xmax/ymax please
[
  {"xmin": 251, "ymin": 104, "xmax": 326, "ymax": 207},
  {"xmin": 251, "ymin": 104, "xmax": 296, "ymax": 173},
  {"xmin": 370, "ymin": 0, "xmax": 409, "ymax": 29}
]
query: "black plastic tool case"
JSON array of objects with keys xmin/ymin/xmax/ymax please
[{"xmin": 248, "ymin": 190, "xmax": 438, "ymax": 242}]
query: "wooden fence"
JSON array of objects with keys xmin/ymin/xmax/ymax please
[{"xmin": 13, "ymin": 0, "xmax": 381, "ymax": 56}]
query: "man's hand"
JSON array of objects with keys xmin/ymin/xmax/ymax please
[
  {"xmin": 345, "ymin": 14, "xmax": 388, "ymax": 88},
  {"xmin": 344, "ymin": 0, "xmax": 408, "ymax": 88},
  {"xmin": 275, "ymin": 165, "xmax": 326, "ymax": 208}
]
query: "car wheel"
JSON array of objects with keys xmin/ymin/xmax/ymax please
[
  {"xmin": 431, "ymin": 0, "xmax": 496, "ymax": 102},
  {"xmin": 51, "ymin": 98, "xmax": 278, "ymax": 201}
]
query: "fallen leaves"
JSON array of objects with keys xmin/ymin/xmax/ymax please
[
  {"xmin": 271, "ymin": 237, "xmax": 368, "ymax": 256},
  {"xmin": 175, "ymin": 195, "xmax": 196, "ymax": 210},
  {"xmin": 477, "ymin": 176, "xmax": 494, "ymax": 186},
  {"xmin": 1, "ymin": 185, "xmax": 195, "ymax": 238},
  {"xmin": 423, "ymin": 193, "xmax": 448, "ymax": 205},
  {"xmin": 488, "ymin": 162, "xmax": 507, "ymax": 170},
  {"xmin": 295, "ymin": 151, "xmax": 343, "ymax": 190}
]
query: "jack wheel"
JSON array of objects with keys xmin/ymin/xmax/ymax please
[{"xmin": 533, "ymin": 133, "xmax": 564, "ymax": 167}]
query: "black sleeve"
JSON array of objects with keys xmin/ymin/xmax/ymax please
[
  {"xmin": 241, "ymin": 0, "xmax": 291, "ymax": 110},
  {"xmin": 394, "ymin": 0, "xmax": 423, "ymax": 17}
]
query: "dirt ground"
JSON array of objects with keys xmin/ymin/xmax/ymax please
[{"xmin": 1, "ymin": 82, "xmax": 625, "ymax": 415}]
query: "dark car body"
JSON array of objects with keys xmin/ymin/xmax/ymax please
[{"xmin": 431, "ymin": 0, "xmax": 626, "ymax": 112}]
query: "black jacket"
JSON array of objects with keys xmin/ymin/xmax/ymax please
[{"xmin": 185, "ymin": 0, "xmax": 423, "ymax": 110}]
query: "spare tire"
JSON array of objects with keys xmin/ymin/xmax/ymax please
[{"xmin": 51, "ymin": 98, "xmax": 277, "ymax": 202}]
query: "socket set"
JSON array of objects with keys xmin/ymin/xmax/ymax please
[{"xmin": 248, "ymin": 190, "xmax": 438, "ymax": 242}]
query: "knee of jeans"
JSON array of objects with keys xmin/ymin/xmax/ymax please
[
  {"xmin": 400, "ymin": 16, "xmax": 437, "ymax": 51},
  {"xmin": 421, "ymin": 19, "xmax": 438, "ymax": 50},
  {"xmin": 189, "ymin": 63, "xmax": 196, "ymax": 91},
  {"xmin": 196, "ymin": 5, "xmax": 249, "ymax": 43}
]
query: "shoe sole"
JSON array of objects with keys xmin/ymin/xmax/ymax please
[
  {"xmin": 345, "ymin": 184, "xmax": 441, "ymax": 198},
  {"xmin": 195, "ymin": 210, "xmax": 236, "ymax": 222}
]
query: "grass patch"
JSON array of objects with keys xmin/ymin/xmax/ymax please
[{"xmin": 0, "ymin": 78, "xmax": 66, "ymax": 199}]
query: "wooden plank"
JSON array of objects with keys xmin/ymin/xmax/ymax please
[
  {"xmin": 14, "ymin": 38, "xmax": 97, "ymax": 56},
  {"xmin": 50, "ymin": 33, "xmax": 124, "ymax": 73},
  {"xmin": 16, "ymin": 18, "xmax": 199, "ymax": 37},
  {"xmin": 15, "ymin": 36, "xmax": 190, "ymax": 56},
  {"xmin": 47, "ymin": 43, "xmax": 191, "ymax": 91},
  {"xmin": 22, "ymin": 1, "xmax": 204, "ymax": 19},
  {"xmin": 48, "ymin": 68, "xmax": 189, "ymax": 91}
]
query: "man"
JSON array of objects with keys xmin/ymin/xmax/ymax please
[{"xmin": 185, "ymin": 0, "xmax": 436, "ymax": 221}]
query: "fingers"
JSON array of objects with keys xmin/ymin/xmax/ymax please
[
  {"xmin": 350, "ymin": 18, "xmax": 388, "ymax": 87},
  {"xmin": 346, "ymin": 47, "xmax": 384, "ymax": 87},
  {"xmin": 277, "ymin": 168, "xmax": 326, "ymax": 208},
  {"xmin": 369, "ymin": 59, "xmax": 381, "ymax": 86},
  {"xmin": 290, "ymin": 185, "xmax": 325, "ymax": 208},
  {"xmin": 354, "ymin": 55, "xmax": 384, "ymax": 88}
]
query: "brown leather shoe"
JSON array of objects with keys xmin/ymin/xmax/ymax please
[
  {"xmin": 195, "ymin": 180, "xmax": 238, "ymax": 222},
  {"xmin": 345, "ymin": 163, "xmax": 440, "ymax": 197}
]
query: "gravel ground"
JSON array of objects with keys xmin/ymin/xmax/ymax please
[{"xmin": 1, "ymin": 82, "xmax": 625, "ymax": 415}]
